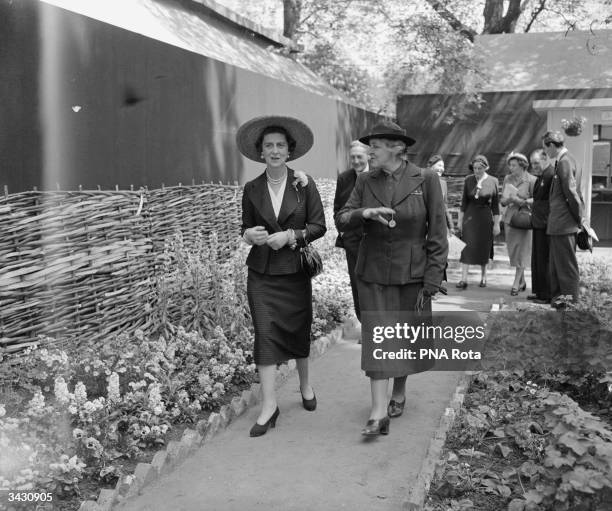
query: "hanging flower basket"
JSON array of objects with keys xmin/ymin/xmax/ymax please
[{"xmin": 561, "ymin": 116, "xmax": 587, "ymax": 137}]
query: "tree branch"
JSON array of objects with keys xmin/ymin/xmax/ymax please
[
  {"xmin": 524, "ymin": 0, "xmax": 547, "ymax": 32},
  {"xmin": 424, "ymin": 0, "xmax": 477, "ymax": 42}
]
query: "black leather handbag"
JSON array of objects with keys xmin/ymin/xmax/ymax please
[
  {"xmin": 300, "ymin": 244, "xmax": 323, "ymax": 278},
  {"xmin": 509, "ymin": 205, "xmax": 532, "ymax": 229}
]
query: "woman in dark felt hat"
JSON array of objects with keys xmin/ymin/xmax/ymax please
[
  {"xmin": 456, "ymin": 154, "xmax": 501, "ymax": 289},
  {"xmin": 237, "ymin": 115, "xmax": 326, "ymax": 437},
  {"xmin": 335, "ymin": 120, "xmax": 448, "ymax": 436}
]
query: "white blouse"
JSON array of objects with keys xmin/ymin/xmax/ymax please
[{"xmin": 267, "ymin": 176, "xmax": 287, "ymax": 219}]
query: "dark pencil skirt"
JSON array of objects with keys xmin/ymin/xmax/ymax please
[
  {"xmin": 247, "ymin": 268, "xmax": 312, "ymax": 365},
  {"xmin": 358, "ymin": 278, "xmax": 434, "ymax": 380}
]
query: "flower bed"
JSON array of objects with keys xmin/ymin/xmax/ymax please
[
  {"xmin": 425, "ymin": 258, "xmax": 612, "ymax": 511},
  {"xmin": 0, "ymin": 225, "xmax": 353, "ymax": 509}
]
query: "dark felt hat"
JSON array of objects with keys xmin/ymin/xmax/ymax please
[
  {"xmin": 359, "ymin": 120, "xmax": 416, "ymax": 147},
  {"xmin": 542, "ymin": 130, "xmax": 564, "ymax": 145},
  {"xmin": 236, "ymin": 115, "xmax": 313, "ymax": 162}
]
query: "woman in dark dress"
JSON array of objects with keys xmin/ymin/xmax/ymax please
[
  {"xmin": 336, "ymin": 121, "xmax": 448, "ymax": 436},
  {"xmin": 237, "ymin": 115, "xmax": 326, "ymax": 437},
  {"xmin": 456, "ymin": 155, "xmax": 501, "ymax": 289}
]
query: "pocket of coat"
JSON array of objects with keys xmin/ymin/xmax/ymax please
[{"xmin": 410, "ymin": 244, "xmax": 426, "ymax": 279}]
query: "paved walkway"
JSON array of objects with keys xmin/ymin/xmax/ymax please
[{"xmin": 117, "ymin": 246, "xmax": 610, "ymax": 511}]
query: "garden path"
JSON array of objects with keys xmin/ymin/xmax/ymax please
[{"xmin": 116, "ymin": 247, "xmax": 612, "ymax": 511}]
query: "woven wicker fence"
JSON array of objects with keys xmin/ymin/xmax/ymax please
[
  {"xmin": 0, "ymin": 184, "xmax": 243, "ymax": 353},
  {"xmin": 0, "ymin": 179, "xmax": 340, "ymax": 353}
]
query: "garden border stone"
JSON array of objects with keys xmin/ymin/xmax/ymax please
[
  {"xmin": 77, "ymin": 326, "xmax": 343, "ymax": 511},
  {"xmin": 401, "ymin": 371, "xmax": 474, "ymax": 511}
]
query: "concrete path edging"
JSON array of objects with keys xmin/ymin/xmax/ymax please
[{"xmin": 402, "ymin": 372, "xmax": 474, "ymax": 511}]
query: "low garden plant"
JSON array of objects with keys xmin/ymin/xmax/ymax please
[{"xmin": 427, "ymin": 257, "xmax": 612, "ymax": 511}]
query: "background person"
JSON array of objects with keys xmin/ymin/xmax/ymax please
[
  {"xmin": 500, "ymin": 152, "xmax": 536, "ymax": 296},
  {"xmin": 527, "ymin": 148, "xmax": 554, "ymax": 304},
  {"xmin": 335, "ymin": 120, "xmax": 447, "ymax": 437},
  {"xmin": 456, "ymin": 155, "xmax": 500, "ymax": 289},
  {"xmin": 237, "ymin": 115, "xmax": 326, "ymax": 437},
  {"xmin": 333, "ymin": 140, "xmax": 369, "ymax": 324},
  {"xmin": 427, "ymin": 154, "xmax": 455, "ymax": 235},
  {"xmin": 542, "ymin": 130, "xmax": 583, "ymax": 309}
]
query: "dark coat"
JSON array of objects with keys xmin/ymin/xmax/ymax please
[
  {"xmin": 333, "ymin": 168, "xmax": 362, "ymax": 251},
  {"xmin": 335, "ymin": 161, "xmax": 448, "ymax": 288},
  {"xmin": 531, "ymin": 164, "xmax": 554, "ymax": 230},
  {"xmin": 241, "ymin": 168, "xmax": 326, "ymax": 275},
  {"xmin": 547, "ymin": 151, "xmax": 583, "ymax": 235}
]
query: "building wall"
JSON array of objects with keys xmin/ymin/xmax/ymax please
[
  {"xmin": 397, "ymin": 88, "xmax": 612, "ymax": 177},
  {"xmin": 0, "ymin": 0, "xmax": 378, "ymax": 193}
]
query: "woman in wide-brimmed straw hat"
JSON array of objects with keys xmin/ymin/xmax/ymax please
[
  {"xmin": 236, "ymin": 115, "xmax": 326, "ymax": 437},
  {"xmin": 500, "ymin": 151, "xmax": 536, "ymax": 295},
  {"xmin": 456, "ymin": 154, "xmax": 501, "ymax": 289},
  {"xmin": 335, "ymin": 120, "xmax": 448, "ymax": 437}
]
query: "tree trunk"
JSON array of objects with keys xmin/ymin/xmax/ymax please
[
  {"xmin": 483, "ymin": 0, "xmax": 524, "ymax": 34},
  {"xmin": 283, "ymin": 0, "xmax": 302, "ymax": 39}
]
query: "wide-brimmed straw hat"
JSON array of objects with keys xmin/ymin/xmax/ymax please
[
  {"xmin": 236, "ymin": 115, "xmax": 313, "ymax": 162},
  {"xmin": 359, "ymin": 120, "xmax": 416, "ymax": 147}
]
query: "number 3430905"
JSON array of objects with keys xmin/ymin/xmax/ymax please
[{"xmin": 7, "ymin": 492, "xmax": 53, "ymax": 502}]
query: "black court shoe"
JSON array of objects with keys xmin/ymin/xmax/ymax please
[
  {"xmin": 362, "ymin": 417, "xmax": 390, "ymax": 436},
  {"xmin": 301, "ymin": 390, "xmax": 317, "ymax": 412},
  {"xmin": 387, "ymin": 399, "xmax": 405, "ymax": 418},
  {"xmin": 249, "ymin": 407, "xmax": 280, "ymax": 437},
  {"xmin": 456, "ymin": 281, "xmax": 468, "ymax": 290}
]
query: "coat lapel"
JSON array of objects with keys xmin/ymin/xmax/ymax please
[
  {"xmin": 250, "ymin": 172, "xmax": 282, "ymax": 231},
  {"xmin": 277, "ymin": 168, "xmax": 299, "ymax": 226},
  {"xmin": 391, "ymin": 162, "xmax": 424, "ymax": 206},
  {"xmin": 364, "ymin": 169, "xmax": 390, "ymax": 206}
]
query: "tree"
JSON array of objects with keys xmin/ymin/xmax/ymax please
[{"xmin": 222, "ymin": 0, "xmax": 612, "ymax": 116}]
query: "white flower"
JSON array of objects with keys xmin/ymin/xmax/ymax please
[
  {"xmin": 54, "ymin": 377, "xmax": 72, "ymax": 405},
  {"xmin": 72, "ymin": 428, "xmax": 85, "ymax": 439},
  {"xmin": 107, "ymin": 372, "xmax": 120, "ymax": 403},
  {"xmin": 0, "ymin": 404, "xmax": 5, "ymax": 418},
  {"xmin": 148, "ymin": 383, "xmax": 164, "ymax": 415},
  {"xmin": 68, "ymin": 405, "xmax": 78, "ymax": 415},
  {"xmin": 74, "ymin": 382, "xmax": 88, "ymax": 404},
  {"xmin": 27, "ymin": 390, "xmax": 45, "ymax": 416}
]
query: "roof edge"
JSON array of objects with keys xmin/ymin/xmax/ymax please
[{"xmin": 188, "ymin": 0, "xmax": 296, "ymax": 49}]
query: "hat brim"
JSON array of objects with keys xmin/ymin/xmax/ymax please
[
  {"xmin": 359, "ymin": 133, "xmax": 416, "ymax": 147},
  {"xmin": 236, "ymin": 116, "xmax": 313, "ymax": 162}
]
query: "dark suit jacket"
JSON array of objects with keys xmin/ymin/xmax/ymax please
[
  {"xmin": 335, "ymin": 162, "xmax": 448, "ymax": 287},
  {"xmin": 547, "ymin": 151, "xmax": 583, "ymax": 235},
  {"xmin": 531, "ymin": 164, "xmax": 554, "ymax": 229},
  {"xmin": 333, "ymin": 168, "xmax": 362, "ymax": 251},
  {"xmin": 241, "ymin": 168, "xmax": 326, "ymax": 275}
]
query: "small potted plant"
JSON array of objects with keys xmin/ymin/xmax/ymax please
[{"xmin": 560, "ymin": 116, "xmax": 587, "ymax": 137}]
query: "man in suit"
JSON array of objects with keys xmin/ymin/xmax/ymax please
[
  {"xmin": 527, "ymin": 148, "xmax": 554, "ymax": 304},
  {"xmin": 542, "ymin": 131, "xmax": 583, "ymax": 309},
  {"xmin": 333, "ymin": 140, "xmax": 369, "ymax": 322}
]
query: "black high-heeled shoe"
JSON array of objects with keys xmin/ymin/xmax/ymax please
[
  {"xmin": 519, "ymin": 283, "xmax": 526, "ymax": 292},
  {"xmin": 362, "ymin": 416, "xmax": 390, "ymax": 436},
  {"xmin": 479, "ymin": 279, "xmax": 487, "ymax": 288},
  {"xmin": 301, "ymin": 389, "xmax": 317, "ymax": 411},
  {"xmin": 387, "ymin": 398, "xmax": 405, "ymax": 418},
  {"xmin": 249, "ymin": 407, "xmax": 280, "ymax": 437},
  {"xmin": 456, "ymin": 281, "xmax": 468, "ymax": 290}
]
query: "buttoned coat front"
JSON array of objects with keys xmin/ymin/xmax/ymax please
[
  {"xmin": 241, "ymin": 168, "xmax": 326, "ymax": 275},
  {"xmin": 335, "ymin": 162, "xmax": 448, "ymax": 291}
]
